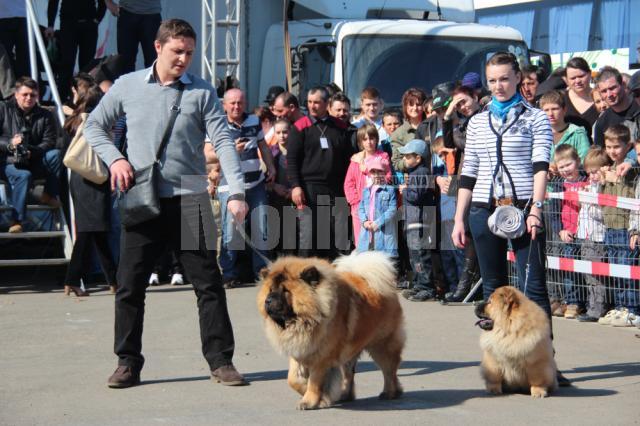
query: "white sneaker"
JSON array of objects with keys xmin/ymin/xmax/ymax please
[
  {"xmin": 598, "ymin": 308, "xmax": 621, "ymax": 325},
  {"xmin": 148, "ymin": 273, "xmax": 160, "ymax": 286},
  {"xmin": 610, "ymin": 309, "xmax": 633, "ymax": 327},
  {"xmin": 170, "ymin": 273, "xmax": 184, "ymax": 286}
]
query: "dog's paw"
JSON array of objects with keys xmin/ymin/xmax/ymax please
[
  {"xmin": 530, "ymin": 386, "xmax": 548, "ymax": 398},
  {"xmin": 296, "ymin": 397, "xmax": 329, "ymax": 410},
  {"xmin": 378, "ymin": 388, "xmax": 403, "ymax": 400},
  {"xmin": 486, "ymin": 383, "xmax": 503, "ymax": 395}
]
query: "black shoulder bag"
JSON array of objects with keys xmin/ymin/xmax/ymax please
[{"xmin": 118, "ymin": 82, "xmax": 185, "ymax": 228}]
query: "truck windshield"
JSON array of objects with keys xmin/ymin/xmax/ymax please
[{"xmin": 342, "ymin": 35, "xmax": 529, "ymax": 107}]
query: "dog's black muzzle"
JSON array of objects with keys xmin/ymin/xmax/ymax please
[
  {"xmin": 265, "ymin": 292, "xmax": 294, "ymax": 329},
  {"xmin": 474, "ymin": 301, "xmax": 494, "ymax": 330}
]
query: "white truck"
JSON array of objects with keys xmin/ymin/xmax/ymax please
[{"xmin": 243, "ymin": 0, "xmax": 546, "ymax": 109}]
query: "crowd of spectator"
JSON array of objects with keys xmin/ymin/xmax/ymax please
[{"xmin": 1, "ymin": 3, "xmax": 639, "ymax": 334}]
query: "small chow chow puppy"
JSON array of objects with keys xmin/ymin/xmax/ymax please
[
  {"xmin": 475, "ymin": 286, "xmax": 558, "ymax": 398},
  {"xmin": 257, "ymin": 251, "xmax": 405, "ymax": 410}
]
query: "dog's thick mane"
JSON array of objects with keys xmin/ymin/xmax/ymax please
[
  {"xmin": 262, "ymin": 258, "xmax": 339, "ymax": 360},
  {"xmin": 480, "ymin": 293, "xmax": 551, "ymax": 360}
]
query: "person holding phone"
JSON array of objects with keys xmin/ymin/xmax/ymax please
[{"xmin": 214, "ymin": 88, "xmax": 276, "ymax": 289}]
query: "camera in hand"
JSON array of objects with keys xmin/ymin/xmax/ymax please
[{"xmin": 13, "ymin": 126, "xmax": 31, "ymax": 168}]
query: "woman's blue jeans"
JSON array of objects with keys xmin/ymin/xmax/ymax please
[{"xmin": 468, "ymin": 205, "xmax": 551, "ymax": 318}]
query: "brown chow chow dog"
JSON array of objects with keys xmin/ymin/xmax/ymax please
[
  {"xmin": 475, "ymin": 286, "xmax": 558, "ymax": 398},
  {"xmin": 257, "ymin": 251, "xmax": 405, "ymax": 410}
]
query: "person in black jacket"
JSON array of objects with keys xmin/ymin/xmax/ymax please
[
  {"xmin": 397, "ymin": 139, "xmax": 437, "ymax": 302},
  {"xmin": 441, "ymin": 84, "xmax": 482, "ymax": 302},
  {"xmin": 46, "ymin": 0, "xmax": 107, "ymax": 102},
  {"xmin": 287, "ymin": 86, "xmax": 354, "ymax": 259},
  {"xmin": 62, "ymin": 77, "xmax": 116, "ymax": 297},
  {"xmin": 0, "ymin": 77, "xmax": 61, "ymax": 233}
]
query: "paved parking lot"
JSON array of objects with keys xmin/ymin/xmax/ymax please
[{"xmin": 1, "ymin": 282, "xmax": 638, "ymax": 425}]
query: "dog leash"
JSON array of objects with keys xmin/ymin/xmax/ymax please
[
  {"xmin": 233, "ymin": 220, "xmax": 273, "ymax": 266},
  {"xmin": 522, "ymin": 214, "xmax": 544, "ymax": 296}
]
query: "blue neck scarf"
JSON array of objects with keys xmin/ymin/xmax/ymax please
[{"xmin": 489, "ymin": 92, "xmax": 523, "ymax": 121}]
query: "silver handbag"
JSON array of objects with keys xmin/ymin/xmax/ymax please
[{"xmin": 487, "ymin": 205, "xmax": 526, "ymax": 239}]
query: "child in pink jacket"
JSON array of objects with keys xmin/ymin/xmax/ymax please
[{"xmin": 343, "ymin": 123, "xmax": 390, "ymax": 244}]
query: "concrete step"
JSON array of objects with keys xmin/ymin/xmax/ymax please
[
  {"xmin": 0, "ymin": 258, "xmax": 70, "ymax": 267},
  {"xmin": 0, "ymin": 231, "xmax": 65, "ymax": 239}
]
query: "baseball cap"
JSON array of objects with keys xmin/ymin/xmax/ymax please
[
  {"xmin": 461, "ymin": 72, "xmax": 482, "ymax": 90},
  {"xmin": 263, "ymin": 85, "xmax": 285, "ymax": 105},
  {"xmin": 398, "ymin": 139, "xmax": 427, "ymax": 157},
  {"xmin": 431, "ymin": 82, "xmax": 455, "ymax": 110},
  {"xmin": 365, "ymin": 156, "xmax": 389, "ymax": 173}
]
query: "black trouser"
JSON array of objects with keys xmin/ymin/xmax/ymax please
[
  {"xmin": 117, "ymin": 9, "xmax": 161, "ymax": 74},
  {"xmin": 58, "ymin": 20, "xmax": 98, "ymax": 101},
  {"xmin": 298, "ymin": 183, "xmax": 350, "ymax": 260},
  {"xmin": 115, "ymin": 195, "xmax": 234, "ymax": 371},
  {"xmin": 406, "ymin": 227, "xmax": 434, "ymax": 292},
  {"xmin": 0, "ymin": 17, "xmax": 29, "ymax": 81},
  {"xmin": 65, "ymin": 231, "xmax": 117, "ymax": 287}
]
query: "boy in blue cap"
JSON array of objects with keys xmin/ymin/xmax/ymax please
[{"xmin": 398, "ymin": 139, "xmax": 437, "ymax": 301}]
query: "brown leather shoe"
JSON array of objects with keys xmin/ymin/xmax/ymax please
[
  {"xmin": 211, "ymin": 364, "xmax": 248, "ymax": 386},
  {"xmin": 107, "ymin": 365, "xmax": 141, "ymax": 388}
]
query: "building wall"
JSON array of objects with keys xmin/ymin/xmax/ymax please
[{"xmin": 474, "ymin": 0, "xmax": 634, "ymax": 59}]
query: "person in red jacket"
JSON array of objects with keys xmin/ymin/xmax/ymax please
[
  {"xmin": 287, "ymin": 86, "xmax": 355, "ymax": 258},
  {"xmin": 343, "ymin": 123, "xmax": 390, "ymax": 246}
]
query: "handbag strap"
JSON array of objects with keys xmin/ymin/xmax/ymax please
[
  {"xmin": 488, "ymin": 108, "xmax": 524, "ymax": 203},
  {"xmin": 155, "ymin": 81, "xmax": 185, "ymax": 161}
]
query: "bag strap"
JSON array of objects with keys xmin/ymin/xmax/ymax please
[
  {"xmin": 155, "ymin": 81, "xmax": 185, "ymax": 161},
  {"xmin": 488, "ymin": 108, "xmax": 524, "ymax": 203}
]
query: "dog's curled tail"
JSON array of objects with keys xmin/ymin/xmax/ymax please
[{"xmin": 333, "ymin": 251, "xmax": 397, "ymax": 297}]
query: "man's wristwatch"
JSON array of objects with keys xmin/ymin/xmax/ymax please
[{"xmin": 533, "ymin": 200, "xmax": 544, "ymax": 209}]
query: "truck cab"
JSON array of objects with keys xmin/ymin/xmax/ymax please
[{"xmin": 257, "ymin": 0, "xmax": 531, "ymax": 108}]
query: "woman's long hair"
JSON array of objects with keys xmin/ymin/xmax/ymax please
[{"xmin": 63, "ymin": 84, "xmax": 103, "ymax": 137}]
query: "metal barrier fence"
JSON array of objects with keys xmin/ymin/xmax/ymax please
[{"xmin": 508, "ymin": 169, "xmax": 640, "ymax": 313}]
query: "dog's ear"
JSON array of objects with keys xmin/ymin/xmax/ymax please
[
  {"xmin": 505, "ymin": 290, "xmax": 520, "ymax": 313},
  {"xmin": 259, "ymin": 267, "xmax": 270, "ymax": 280},
  {"xmin": 300, "ymin": 266, "xmax": 321, "ymax": 286}
]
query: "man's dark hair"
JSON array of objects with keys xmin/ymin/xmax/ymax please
[
  {"xmin": 275, "ymin": 92, "xmax": 299, "ymax": 108},
  {"xmin": 156, "ymin": 19, "xmax": 197, "ymax": 45},
  {"xmin": 596, "ymin": 66, "xmax": 623, "ymax": 86},
  {"xmin": 308, "ymin": 86, "xmax": 329, "ymax": 102},
  {"xmin": 324, "ymin": 83, "xmax": 342, "ymax": 98},
  {"xmin": 521, "ymin": 64, "xmax": 544, "ymax": 83},
  {"xmin": 382, "ymin": 108, "xmax": 403, "ymax": 122},
  {"xmin": 452, "ymin": 84, "xmax": 476, "ymax": 100},
  {"xmin": 329, "ymin": 92, "xmax": 351, "ymax": 108},
  {"xmin": 15, "ymin": 76, "xmax": 38, "ymax": 92}
]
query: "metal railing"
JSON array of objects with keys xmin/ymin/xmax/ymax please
[{"xmin": 508, "ymin": 169, "xmax": 640, "ymax": 312}]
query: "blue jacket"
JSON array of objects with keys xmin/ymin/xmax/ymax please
[
  {"xmin": 403, "ymin": 162, "xmax": 436, "ymax": 227},
  {"xmin": 357, "ymin": 185, "xmax": 398, "ymax": 256}
]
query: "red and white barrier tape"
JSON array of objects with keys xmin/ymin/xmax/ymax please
[
  {"xmin": 507, "ymin": 251, "xmax": 640, "ymax": 280},
  {"xmin": 546, "ymin": 191, "xmax": 640, "ymax": 211}
]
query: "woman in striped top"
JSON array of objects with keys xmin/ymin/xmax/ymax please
[{"xmin": 451, "ymin": 52, "xmax": 553, "ymax": 316}]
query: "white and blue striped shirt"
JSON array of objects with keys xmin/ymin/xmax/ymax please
[{"xmin": 460, "ymin": 102, "xmax": 552, "ymax": 205}]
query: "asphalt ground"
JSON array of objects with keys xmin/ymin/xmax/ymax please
[{"xmin": 1, "ymin": 281, "xmax": 639, "ymax": 425}]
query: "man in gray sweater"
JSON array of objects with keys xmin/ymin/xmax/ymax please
[{"xmin": 85, "ymin": 19, "xmax": 249, "ymax": 389}]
